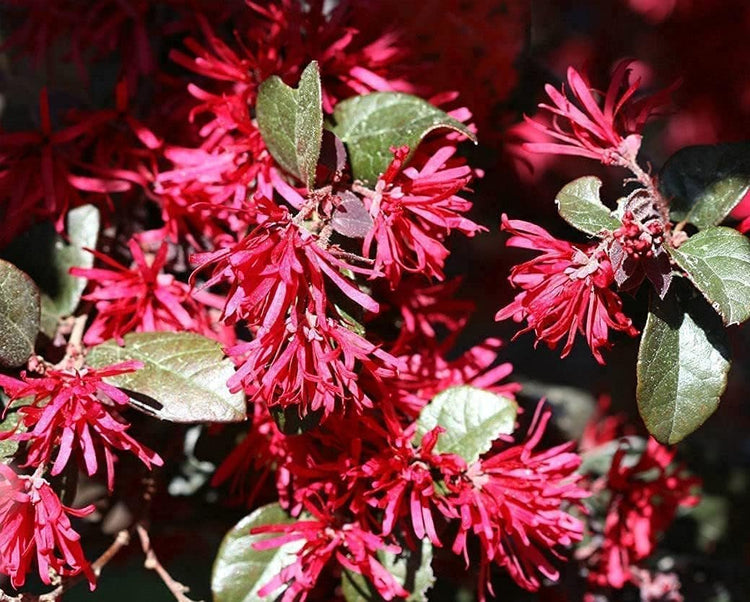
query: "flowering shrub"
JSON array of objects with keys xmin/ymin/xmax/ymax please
[{"xmin": 0, "ymin": 2, "xmax": 745, "ymax": 601}]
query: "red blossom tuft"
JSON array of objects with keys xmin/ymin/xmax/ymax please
[
  {"xmin": 192, "ymin": 199, "xmax": 399, "ymax": 416},
  {"xmin": 0, "ymin": 464, "xmax": 95, "ymax": 589},
  {"xmin": 358, "ymin": 423, "xmax": 467, "ymax": 547},
  {"xmin": 495, "ymin": 215, "xmax": 638, "ymax": 364},
  {"xmin": 0, "ymin": 89, "xmax": 111, "ymax": 246},
  {"xmin": 252, "ymin": 504, "xmax": 408, "ymax": 602},
  {"xmin": 389, "ymin": 338, "xmax": 520, "ymax": 418},
  {"xmin": 449, "ymin": 402, "xmax": 588, "ymax": 597},
  {"xmin": 72, "ymin": 238, "xmax": 231, "ymax": 346},
  {"xmin": 362, "ymin": 145, "xmax": 482, "ymax": 287},
  {"xmin": 583, "ymin": 437, "xmax": 700, "ymax": 589},
  {"xmin": 523, "ymin": 60, "xmax": 676, "ymax": 165},
  {"xmin": 0, "ymin": 362, "xmax": 162, "ymax": 491}
]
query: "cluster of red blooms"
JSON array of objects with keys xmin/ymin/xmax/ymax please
[
  {"xmin": 242, "ymin": 400, "xmax": 588, "ymax": 601},
  {"xmin": 0, "ymin": 363, "xmax": 162, "ymax": 586},
  {"xmin": 578, "ymin": 400, "xmax": 700, "ymax": 598},
  {"xmin": 0, "ymin": 1, "xmax": 701, "ymax": 600},
  {"xmin": 496, "ymin": 60, "xmax": 680, "ymax": 363}
]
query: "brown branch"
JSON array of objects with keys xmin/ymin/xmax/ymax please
[{"xmin": 136, "ymin": 525, "xmax": 201, "ymax": 602}]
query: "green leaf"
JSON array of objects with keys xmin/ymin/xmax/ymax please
[
  {"xmin": 667, "ymin": 227, "xmax": 750, "ymax": 325},
  {"xmin": 0, "ymin": 392, "xmax": 24, "ymax": 460},
  {"xmin": 660, "ymin": 142, "xmax": 750, "ymax": 229},
  {"xmin": 212, "ymin": 503, "xmax": 303, "ymax": 602},
  {"xmin": 256, "ymin": 61, "xmax": 323, "ymax": 189},
  {"xmin": 42, "ymin": 205, "xmax": 100, "ymax": 321},
  {"xmin": 331, "ymin": 92, "xmax": 476, "ymax": 185},
  {"xmin": 341, "ymin": 538, "xmax": 434, "ymax": 602},
  {"xmin": 87, "ymin": 332, "xmax": 246, "ymax": 423},
  {"xmin": 0, "ymin": 205, "xmax": 101, "ymax": 337},
  {"xmin": 555, "ymin": 176, "xmax": 621, "ymax": 236},
  {"xmin": 637, "ymin": 284, "xmax": 731, "ymax": 444},
  {"xmin": 0, "ymin": 260, "xmax": 40, "ymax": 367},
  {"xmin": 414, "ymin": 385, "xmax": 517, "ymax": 464}
]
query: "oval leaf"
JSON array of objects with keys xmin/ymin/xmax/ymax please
[
  {"xmin": 555, "ymin": 176, "xmax": 621, "ymax": 236},
  {"xmin": 414, "ymin": 385, "xmax": 517, "ymax": 464},
  {"xmin": 0, "ymin": 260, "xmax": 40, "ymax": 367},
  {"xmin": 667, "ymin": 227, "xmax": 750, "ymax": 325},
  {"xmin": 256, "ymin": 61, "xmax": 323, "ymax": 190},
  {"xmin": 332, "ymin": 190, "xmax": 374, "ymax": 238},
  {"xmin": 87, "ymin": 332, "xmax": 246, "ymax": 423},
  {"xmin": 212, "ymin": 503, "xmax": 303, "ymax": 602},
  {"xmin": 660, "ymin": 142, "xmax": 750, "ymax": 229},
  {"xmin": 341, "ymin": 538, "xmax": 434, "ymax": 602},
  {"xmin": 331, "ymin": 92, "xmax": 476, "ymax": 185},
  {"xmin": 637, "ymin": 286, "xmax": 731, "ymax": 444},
  {"xmin": 0, "ymin": 205, "xmax": 101, "ymax": 337},
  {"xmin": 46, "ymin": 205, "xmax": 101, "ymax": 317}
]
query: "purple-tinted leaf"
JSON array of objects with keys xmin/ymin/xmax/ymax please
[
  {"xmin": 644, "ymin": 247, "xmax": 673, "ymax": 299},
  {"xmin": 317, "ymin": 130, "xmax": 348, "ymax": 185},
  {"xmin": 332, "ymin": 191, "xmax": 374, "ymax": 238}
]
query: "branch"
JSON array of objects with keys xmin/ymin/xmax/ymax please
[{"xmin": 136, "ymin": 525, "xmax": 201, "ymax": 602}]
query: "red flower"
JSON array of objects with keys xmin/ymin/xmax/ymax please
[
  {"xmin": 359, "ymin": 424, "xmax": 467, "ymax": 547},
  {"xmin": 68, "ymin": 81, "xmax": 162, "ymax": 202},
  {"xmin": 227, "ymin": 306, "xmax": 397, "ymax": 416},
  {"xmin": 72, "ymin": 238, "xmax": 230, "ymax": 346},
  {"xmin": 246, "ymin": 0, "xmax": 415, "ymax": 111},
  {"xmin": 495, "ymin": 215, "xmax": 638, "ymax": 364},
  {"xmin": 0, "ymin": 464, "xmax": 95, "ymax": 589},
  {"xmin": 193, "ymin": 199, "xmax": 400, "ymax": 416},
  {"xmin": 0, "ymin": 89, "xmax": 110, "ymax": 246},
  {"xmin": 383, "ymin": 278, "xmax": 475, "ymax": 354},
  {"xmin": 523, "ymin": 60, "xmax": 674, "ymax": 166},
  {"xmin": 584, "ymin": 438, "xmax": 700, "ymax": 589},
  {"xmin": 362, "ymin": 145, "xmax": 482, "ymax": 287},
  {"xmin": 0, "ymin": 362, "xmax": 162, "ymax": 491},
  {"xmin": 450, "ymin": 402, "xmax": 588, "ymax": 597},
  {"xmin": 252, "ymin": 504, "xmax": 408, "ymax": 602},
  {"xmin": 390, "ymin": 338, "xmax": 520, "ymax": 418}
]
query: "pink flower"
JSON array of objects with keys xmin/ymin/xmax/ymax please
[
  {"xmin": 450, "ymin": 402, "xmax": 588, "ymax": 598},
  {"xmin": 523, "ymin": 60, "xmax": 674, "ymax": 165},
  {"xmin": 584, "ymin": 438, "xmax": 700, "ymax": 589},
  {"xmin": 495, "ymin": 215, "xmax": 638, "ymax": 364},
  {"xmin": 72, "ymin": 238, "xmax": 230, "ymax": 346},
  {"xmin": 0, "ymin": 464, "xmax": 95, "ymax": 589},
  {"xmin": 252, "ymin": 504, "xmax": 408, "ymax": 602},
  {"xmin": 0, "ymin": 362, "xmax": 162, "ymax": 491},
  {"xmin": 362, "ymin": 145, "xmax": 482, "ymax": 287}
]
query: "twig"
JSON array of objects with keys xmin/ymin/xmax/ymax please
[{"xmin": 136, "ymin": 525, "xmax": 201, "ymax": 602}]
